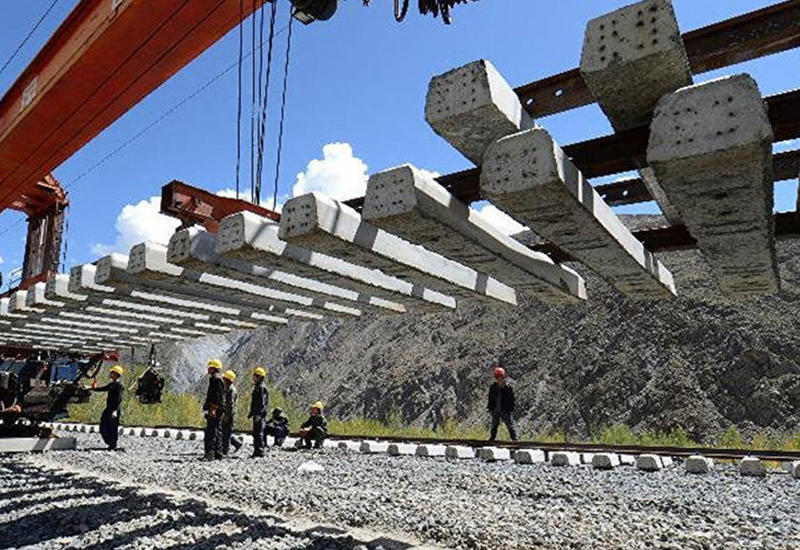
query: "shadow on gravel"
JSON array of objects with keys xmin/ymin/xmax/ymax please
[
  {"xmin": 0, "ymin": 480, "xmax": 74, "ymax": 502},
  {"xmin": 0, "ymin": 462, "xmax": 415, "ymax": 550},
  {"xmin": 0, "ymin": 489, "xmax": 99, "ymax": 517}
]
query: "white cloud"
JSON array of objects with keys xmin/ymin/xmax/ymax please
[
  {"xmin": 416, "ymin": 167, "xmax": 441, "ymax": 180},
  {"xmin": 216, "ymin": 188, "xmax": 255, "ymax": 202},
  {"xmin": 292, "ymin": 142, "xmax": 368, "ymax": 201},
  {"xmin": 476, "ymin": 203, "xmax": 527, "ymax": 235},
  {"xmin": 215, "ymin": 188, "xmax": 285, "ymax": 213},
  {"xmin": 91, "ymin": 196, "xmax": 181, "ymax": 256},
  {"xmin": 0, "ymin": 255, "xmax": 3, "ymax": 266}
]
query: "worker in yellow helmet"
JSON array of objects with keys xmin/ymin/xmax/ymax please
[
  {"xmin": 247, "ymin": 367, "xmax": 268, "ymax": 458},
  {"xmin": 221, "ymin": 370, "xmax": 242, "ymax": 455},
  {"xmin": 202, "ymin": 359, "xmax": 225, "ymax": 460},
  {"xmin": 299, "ymin": 401, "xmax": 327, "ymax": 450},
  {"xmin": 88, "ymin": 365, "xmax": 124, "ymax": 450}
]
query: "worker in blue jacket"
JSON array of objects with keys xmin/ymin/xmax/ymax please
[{"xmin": 265, "ymin": 407, "xmax": 289, "ymax": 447}]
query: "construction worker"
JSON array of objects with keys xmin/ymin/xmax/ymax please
[
  {"xmin": 299, "ymin": 401, "xmax": 327, "ymax": 449},
  {"xmin": 90, "ymin": 365, "xmax": 124, "ymax": 450},
  {"xmin": 487, "ymin": 366, "xmax": 517, "ymax": 441},
  {"xmin": 221, "ymin": 370, "xmax": 242, "ymax": 456},
  {"xmin": 202, "ymin": 359, "xmax": 225, "ymax": 460},
  {"xmin": 265, "ymin": 407, "xmax": 289, "ymax": 447},
  {"xmin": 247, "ymin": 367, "xmax": 268, "ymax": 458}
]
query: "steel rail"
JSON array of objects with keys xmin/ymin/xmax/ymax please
[
  {"xmin": 514, "ymin": 0, "xmax": 800, "ymax": 118},
  {"xmin": 532, "ymin": 210, "xmax": 800, "ymax": 262},
  {"xmin": 55, "ymin": 421, "xmax": 800, "ymax": 462},
  {"xmin": 322, "ymin": 433, "xmax": 800, "ymax": 462}
]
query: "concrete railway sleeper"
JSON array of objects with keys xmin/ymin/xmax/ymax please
[{"xmin": 40, "ymin": 421, "xmax": 800, "ymax": 478}]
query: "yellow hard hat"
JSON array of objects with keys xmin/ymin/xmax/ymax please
[
  {"xmin": 311, "ymin": 401, "xmax": 324, "ymax": 410},
  {"xmin": 110, "ymin": 365, "xmax": 124, "ymax": 376},
  {"xmin": 223, "ymin": 370, "xmax": 237, "ymax": 382},
  {"xmin": 207, "ymin": 359, "xmax": 223, "ymax": 370},
  {"xmin": 253, "ymin": 367, "xmax": 267, "ymax": 378}
]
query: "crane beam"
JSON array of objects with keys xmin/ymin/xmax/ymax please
[{"xmin": 0, "ymin": 0, "xmax": 269, "ymax": 213}]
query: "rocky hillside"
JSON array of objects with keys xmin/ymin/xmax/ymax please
[{"xmin": 142, "ymin": 215, "xmax": 800, "ymax": 442}]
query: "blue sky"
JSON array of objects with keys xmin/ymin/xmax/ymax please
[{"xmin": 0, "ymin": 0, "xmax": 797, "ymax": 288}]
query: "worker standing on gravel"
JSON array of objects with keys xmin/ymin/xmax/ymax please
[
  {"xmin": 488, "ymin": 366, "xmax": 517, "ymax": 441},
  {"xmin": 202, "ymin": 359, "xmax": 225, "ymax": 460},
  {"xmin": 221, "ymin": 370, "xmax": 242, "ymax": 456},
  {"xmin": 248, "ymin": 367, "xmax": 269, "ymax": 458},
  {"xmin": 89, "ymin": 365, "xmax": 124, "ymax": 450},
  {"xmin": 299, "ymin": 401, "xmax": 328, "ymax": 449},
  {"xmin": 265, "ymin": 407, "xmax": 290, "ymax": 447}
]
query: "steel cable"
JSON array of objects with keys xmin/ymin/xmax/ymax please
[
  {"xmin": 272, "ymin": 11, "xmax": 294, "ymax": 211},
  {"xmin": 255, "ymin": 1, "xmax": 278, "ymax": 205},
  {"xmin": 235, "ymin": 0, "xmax": 244, "ymax": 200},
  {"xmin": 0, "ymin": 0, "xmax": 61, "ymax": 79}
]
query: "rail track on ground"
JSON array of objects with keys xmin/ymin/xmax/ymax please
[{"xmin": 49, "ymin": 421, "xmax": 800, "ymax": 462}]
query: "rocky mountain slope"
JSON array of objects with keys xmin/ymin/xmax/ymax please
[{"xmin": 145, "ymin": 215, "xmax": 800, "ymax": 441}]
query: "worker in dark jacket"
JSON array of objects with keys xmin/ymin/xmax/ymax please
[
  {"xmin": 221, "ymin": 370, "xmax": 242, "ymax": 456},
  {"xmin": 90, "ymin": 365, "xmax": 124, "ymax": 450},
  {"xmin": 300, "ymin": 401, "xmax": 327, "ymax": 449},
  {"xmin": 248, "ymin": 367, "xmax": 268, "ymax": 457},
  {"xmin": 265, "ymin": 407, "xmax": 290, "ymax": 447},
  {"xmin": 487, "ymin": 366, "xmax": 517, "ymax": 441},
  {"xmin": 202, "ymin": 359, "xmax": 226, "ymax": 460}
]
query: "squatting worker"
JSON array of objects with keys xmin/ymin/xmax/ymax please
[
  {"xmin": 265, "ymin": 407, "xmax": 289, "ymax": 447},
  {"xmin": 89, "ymin": 365, "xmax": 124, "ymax": 450},
  {"xmin": 221, "ymin": 370, "xmax": 242, "ymax": 456},
  {"xmin": 300, "ymin": 401, "xmax": 328, "ymax": 449},
  {"xmin": 202, "ymin": 359, "xmax": 225, "ymax": 460},
  {"xmin": 248, "ymin": 367, "xmax": 268, "ymax": 458},
  {"xmin": 488, "ymin": 366, "xmax": 517, "ymax": 441}
]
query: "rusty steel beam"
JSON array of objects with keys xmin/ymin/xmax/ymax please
[
  {"xmin": 160, "ymin": 180, "xmax": 280, "ymax": 233},
  {"xmin": 0, "ymin": 0, "xmax": 270, "ymax": 214},
  {"xmin": 345, "ymin": 148, "xmax": 800, "ymax": 213},
  {"xmin": 515, "ymin": 0, "xmax": 800, "ymax": 118},
  {"xmin": 768, "ymin": 88, "xmax": 800, "ymax": 142},
  {"xmin": 683, "ymin": 0, "xmax": 800, "ymax": 73},
  {"xmin": 533, "ymin": 212, "xmax": 800, "ymax": 262},
  {"xmin": 596, "ymin": 149, "xmax": 800, "ymax": 205},
  {"xmin": 561, "ymin": 90, "xmax": 800, "ymax": 179},
  {"xmin": 8, "ymin": 174, "xmax": 68, "ymax": 217}
]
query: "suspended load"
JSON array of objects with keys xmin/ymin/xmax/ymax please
[{"xmin": 134, "ymin": 346, "xmax": 166, "ymax": 405}]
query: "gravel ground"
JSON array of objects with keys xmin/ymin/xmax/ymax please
[
  {"xmin": 8, "ymin": 434, "xmax": 800, "ymax": 550},
  {"xmin": 0, "ymin": 457, "xmax": 429, "ymax": 550}
]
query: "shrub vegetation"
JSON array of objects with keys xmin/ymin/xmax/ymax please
[{"xmin": 67, "ymin": 366, "xmax": 800, "ymax": 451}]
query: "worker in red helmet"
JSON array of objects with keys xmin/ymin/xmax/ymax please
[{"xmin": 487, "ymin": 366, "xmax": 517, "ymax": 441}]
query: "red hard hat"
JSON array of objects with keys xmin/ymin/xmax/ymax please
[{"xmin": 493, "ymin": 367, "xmax": 506, "ymax": 378}]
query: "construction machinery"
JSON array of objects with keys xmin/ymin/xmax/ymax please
[
  {"xmin": 1, "ymin": 0, "xmax": 799, "ymax": 433},
  {"xmin": 0, "ymin": 348, "xmax": 110, "ymax": 437}
]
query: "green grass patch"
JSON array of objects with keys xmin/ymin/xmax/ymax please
[{"xmin": 68, "ymin": 367, "xmax": 800, "ymax": 450}]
